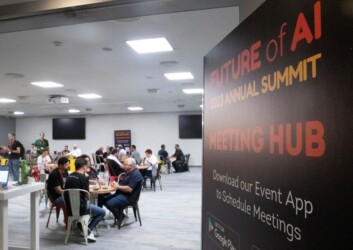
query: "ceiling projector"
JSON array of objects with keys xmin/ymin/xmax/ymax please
[{"xmin": 48, "ymin": 95, "xmax": 69, "ymax": 104}]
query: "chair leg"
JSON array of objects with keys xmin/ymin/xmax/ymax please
[
  {"xmin": 46, "ymin": 204, "xmax": 54, "ymax": 228},
  {"xmin": 135, "ymin": 204, "xmax": 142, "ymax": 226},
  {"xmin": 56, "ymin": 206, "xmax": 61, "ymax": 223},
  {"xmin": 65, "ymin": 218, "xmax": 73, "ymax": 245},
  {"xmin": 132, "ymin": 207, "xmax": 137, "ymax": 222},
  {"xmin": 158, "ymin": 176, "xmax": 162, "ymax": 190}
]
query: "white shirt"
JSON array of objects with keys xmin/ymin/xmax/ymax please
[
  {"xmin": 144, "ymin": 154, "xmax": 158, "ymax": 171},
  {"xmin": 67, "ymin": 148, "xmax": 81, "ymax": 157},
  {"xmin": 118, "ymin": 148, "xmax": 127, "ymax": 161},
  {"xmin": 37, "ymin": 155, "xmax": 52, "ymax": 174}
]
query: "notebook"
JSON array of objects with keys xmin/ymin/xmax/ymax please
[{"xmin": 0, "ymin": 166, "xmax": 9, "ymax": 189}]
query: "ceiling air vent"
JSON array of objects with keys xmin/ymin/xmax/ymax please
[
  {"xmin": 147, "ymin": 88, "xmax": 159, "ymax": 94},
  {"xmin": 177, "ymin": 104, "xmax": 185, "ymax": 108}
]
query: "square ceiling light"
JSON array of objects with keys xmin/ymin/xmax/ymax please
[
  {"xmin": 69, "ymin": 109, "xmax": 80, "ymax": 113},
  {"xmin": 128, "ymin": 107, "xmax": 143, "ymax": 111},
  {"xmin": 0, "ymin": 98, "xmax": 16, "ymax": 103},
  {"xmin": 14, "ymin": 111, "xmax": 24, "ymax": 115},
  {"xmin": 126, "ymin": 37, "xmax": 173, "ymax": 54},
  {"xmin": 31, "ymin": 81, "xmax": 63, "ymax": 88},
  {"xmin": 78, "ymin": 93, "xmax": 102, "ymax": 99},
  {"xmin": 164, "ymin": 72, "xmax": 194, "ymax": 80},
  {"xmin": 183, "ymin": 88, "xmax": 204, "ymax": 94}
]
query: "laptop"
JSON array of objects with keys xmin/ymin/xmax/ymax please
[{"xmin": 0, "ymin": 166, "xmax": 9, "ymax": 189}]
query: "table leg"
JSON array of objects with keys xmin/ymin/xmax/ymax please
[
  {"xmin": 0, "ymin": 199, "xmax": 9, "ymax": 250},
  {"xmin": 30, "ymin": 191, "xmax": 40, "ymax": 250}
]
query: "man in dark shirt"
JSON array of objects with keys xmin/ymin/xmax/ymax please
[
  {"xmin": 47, "ymin": 156, "xmax": 69, "ymax": 206},
  {"xmin": 103, "ymin": 157, "xmax": 143, "ymax": 228},
  {"xmin": 64, "ymin": 157, "xmax": 105, "ymax": 242},
  {"xmin": 0, "ymin": 132, "xmax": 23, "ymax": 182},
  {"xmin": 158, "ymin": 144, "xmax": 171, "ymax": 173},
  {"xmin": 171, "ymin": 144, "xmax": 185, "ymax": 173}
]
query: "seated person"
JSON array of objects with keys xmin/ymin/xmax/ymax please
[
  {"xmin": 142, "ymin": 149, "xmax": 158, "ymax": 178},
  {"xmin": 171, "ymin": 144, "xmax": 185, "ymax": 173},
  {"xmin": 95, "ymin": 146, "xmax": 104, "ymax": 163},
  {"xmin": 46, "ymin": 157, "xmax": 70, "ymax": 223},
  {"xmin": 81, "ymin": 154, "xmax": 107, "ymax": 207},
  {"xmin": 103, "ymin": 158, "xmax": 143, "ymax": 227},
  {"xmin": 130, "ymin": 145, "xmax": 141, "ymax": 165},
  {"xmin": 37, "ymin": 148, "xmax": 55, "ymax": 174},
  {"xmin": 61, "ymin": 145, "xmax": 70, "ymax": 155},
  {"xmin": 158, "ymin": 144, "xmax": 171, "ymax": 173},
  {"xmin": 64, "ymin": 157, "xmax": 106, "ymax": 243},
  {"xmin": 106, "ymin": 148, "xmax": 125, "ymax": 177}
]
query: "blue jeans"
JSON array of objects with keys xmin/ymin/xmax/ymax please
[
  {"xmin": 103, "ymin": 193, "xmax": 129, "ymax": 221},
  {"xmin": 9, "ymin": 159, "xmax": 20, "ymax": 181},
  {"xmin": 53, "ymin": 196, "xmax": 65, "ymax": 206},
  {"xmin": 86, "ymin": 204, "xmax": 105, "ymax": 230}
]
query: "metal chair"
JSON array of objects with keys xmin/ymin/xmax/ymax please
[
  {"xmin": 143, "ymin": 163, "xmax": 162, "ymax": 191},
  {"xmin": 46, "ymin": 189, "xmax": 67, "ymax": 229},
  {"xmin": 62, "ymin": 189, "xmax": 91, "ymax": 245},
  {"xmin": 114, "ymin": 178, "xmax": 143, "ymax": 229}
]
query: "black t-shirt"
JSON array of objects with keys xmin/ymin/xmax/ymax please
[
  {"xmin": 8, "ymin": 140, "xmax": 22, "ymax": 159},
  {"xmin": 47, "ymin": 168, "xmax": 68, "ymax": 201},
  {"xmin": 64, "ymin": 172, "xmax": 89, "ymax": 216},
  {"xmin": 174, "ymin": 149, "xmax": 185, "ymax": 162}
]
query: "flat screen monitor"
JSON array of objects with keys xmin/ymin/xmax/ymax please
[
  {"xmin": 179, "ymin": 115, "xmax": 202, "ymax": 139},
  {"xmin": 53, "ymin": 118, "xmax": 86, "ymax": 140}
]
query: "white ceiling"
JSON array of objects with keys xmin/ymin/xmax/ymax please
[{"xmin": 0, "ymin": 6, "xmax": 239, "ymax": 116}]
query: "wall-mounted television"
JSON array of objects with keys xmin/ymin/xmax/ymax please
[
  {"xmin": 179, "ymin": 115, "xmax": 202, "ymax": 139},
  {"xmin": 52, "ymin": 118, "xmax": 86, "ymax": 140}
]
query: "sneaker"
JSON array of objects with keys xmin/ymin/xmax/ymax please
[
  {"xmin": 119, "ymin": 215, "xmax": 128, "ymax": 228},
  {"xmin": 87, "ymin": 230, "xmax": 96, "ymax": 243}
]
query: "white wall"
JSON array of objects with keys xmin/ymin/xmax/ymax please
[
  {"xmin": 15, "ymin": 112, "xmax": 202, "ymax": 166},
  {"xmin": 239, "ymin": 0, "xmax": 266, "ymax": 23}
]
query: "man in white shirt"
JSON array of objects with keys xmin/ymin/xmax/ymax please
[
  {"xmin": 143, "ymin": 149, "xmax": 158, "ymax": 177},
  {"xmin": 37, "ymin": 148, "xmax": 54, "ymax": 174},
  {"xmin": 117, "ymin": 145, "xmax": 127, "ymax": 161},
  {"xmin": 66, "ymin": 144, "xmax": 82, "ymax": 157}
]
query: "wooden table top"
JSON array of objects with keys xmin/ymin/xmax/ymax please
[
  {"xmin": 137, "ymin": 165, "xmax": 148, "ymax": 170},
  {"xmin": 89, "ymin": 185, "xmax": 116, "ymax": 194}
]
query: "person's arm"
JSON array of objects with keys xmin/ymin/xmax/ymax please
[
  {"xmin": 111, "ymin": 181, "xmax": 133, "ymax": 193},
  {"xmin": 54, "ymin": 185, "xmax": 64, "ymax": 194}
]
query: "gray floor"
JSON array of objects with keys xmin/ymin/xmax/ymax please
[{"xmin": 8, "ymin": 167, "xmax": 202, "ymax": 250}]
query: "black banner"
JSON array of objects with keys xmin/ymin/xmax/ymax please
[
  {"xmin": 202, "ymin": 1, "xmax": 353, "ymax": 249},
  {"xmin": 114, "ymin": 130, "xmax": 131, "ymax": 151}
]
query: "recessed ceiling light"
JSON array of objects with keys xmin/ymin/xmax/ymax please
[
  {"xmin": 14, "ymin": 111, "xmax": 24, "ymax": 115},
  {"xmin": 78, "ymin": 93, "xmax": 102, "ymax": 99},
  {"xmin": 0, "ymin": 98, "xmax": 16, "ymax": 103},
  {"xmin": 164, "ymin": 72, "xmax": 194, "ymax": 80},
  {"xmin": 183, "ymin": 88, "xmax": 204, "ymax": 94},
  {"xmin": 31, "ymin": 81, "xmax": 63, "ymax": 88},
  {"xmin": 200, "ymin": 104, "xmax": 203, "ymax": 108},
  {"xmin": 126, "ymin": 37, "xmax": 173, "ymax": 54},
  {"xmin": 128, "ymin": 107, "xmax": 143, "ymax": 111},
  {"xmin": 69, "ymin": 109, "xmax": 80, "ymax": 113}
]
